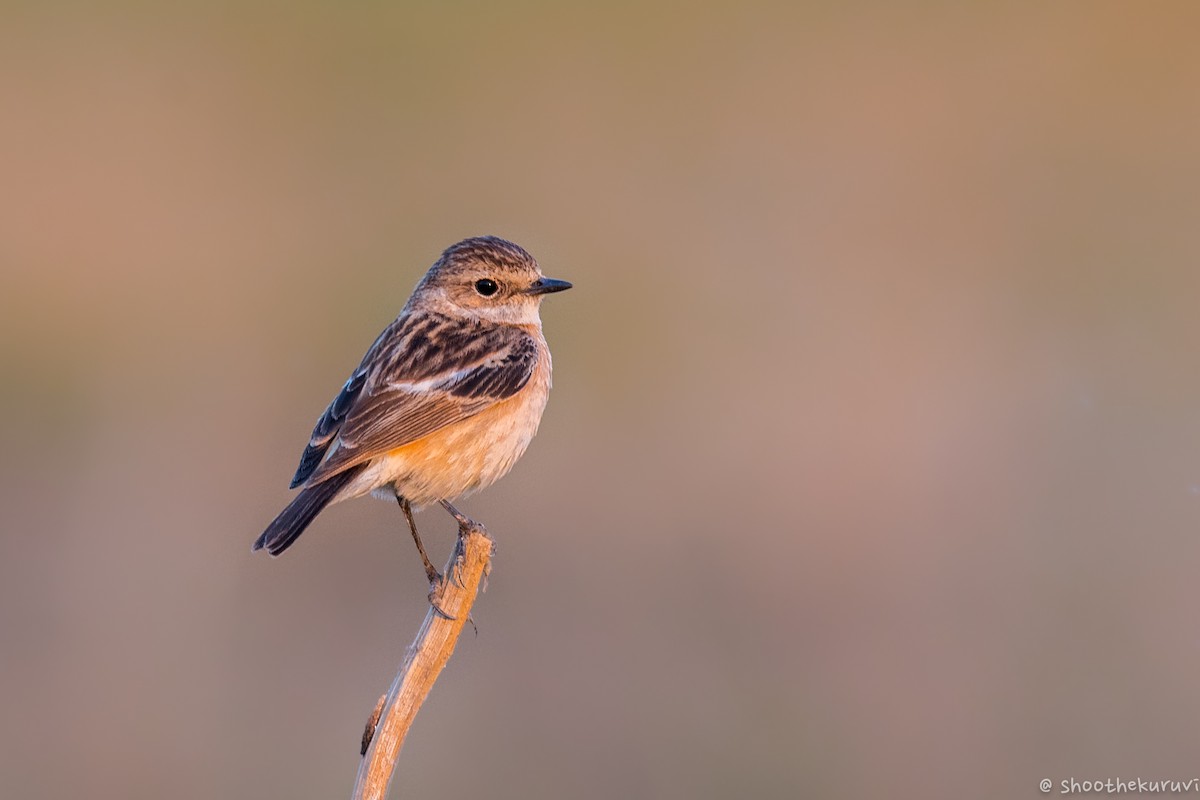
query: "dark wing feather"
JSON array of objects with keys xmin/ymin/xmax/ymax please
[
  {"xmin": 447, "ymin": 334, "xmax": 538, "ymax": 398},
  {"xmin": 292, "ymin": 312, "xmax": 539, "ymax": 487},
  {"xmin": 290, "ymin": 369, "xmax": 367, "ymax": 487}
]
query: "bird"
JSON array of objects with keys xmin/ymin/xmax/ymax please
[{"xmin": 253, "ymin": 236, "xmax": 571, "ymax": 585}]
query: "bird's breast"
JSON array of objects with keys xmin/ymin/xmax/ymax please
[{"xmin": 359, "ymin": 348, "xmax": 552, "ymax": 506}]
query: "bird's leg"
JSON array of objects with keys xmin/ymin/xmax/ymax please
[
  {"xmin": 439, "ymin": 499, "xmax": 479, "ymax": 532},
  {"xmin": 397, "ymin": 496, "xmax": 441, "ymax": 585},
  {"xmin": 398, "ymin": 497, "xmax": 458, "ymax": 619},
  {"xmin": 438, "ymin": 500, "xmax": 483, "ymax": 588}
]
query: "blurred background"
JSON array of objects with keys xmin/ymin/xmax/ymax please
[{"xmin": 3, "ymin": 3, "xmax": 1199, "ymax": 798}]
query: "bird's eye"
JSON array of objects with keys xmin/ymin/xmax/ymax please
[{"xmin": 474, "ymin": 278, "xmax": 499, "ymax": 296}]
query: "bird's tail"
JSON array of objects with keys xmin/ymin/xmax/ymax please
[{"xmin": 253, "ymin": 465, "xmax": 365, "ymax": 556}]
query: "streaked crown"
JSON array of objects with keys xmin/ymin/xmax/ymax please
[{"xmin": 437, "ymin": 236, "xmax": 538, "ymax": 275}]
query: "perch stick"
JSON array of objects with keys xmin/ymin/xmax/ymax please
[{"xmin": 350, "ymin": 525, "xmax": 494, "ymax": 800}]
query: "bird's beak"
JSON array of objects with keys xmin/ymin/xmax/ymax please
[{"xmin": 526, "ymin": 277, "xmax": 573, "ymax": 295}]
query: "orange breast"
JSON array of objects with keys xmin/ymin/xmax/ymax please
[{"xmin": 357, "ymin": 356, "xmax": 552, "ymax": 506}]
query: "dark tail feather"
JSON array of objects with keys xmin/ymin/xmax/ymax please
[{"xmin": 253, "ymin": 466, "xmax": 365, "ymax": 556}]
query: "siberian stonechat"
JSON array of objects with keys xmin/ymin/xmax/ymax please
[{"xmin": 254, "ymin": 236, "xmax": 571, "ymax": 583}]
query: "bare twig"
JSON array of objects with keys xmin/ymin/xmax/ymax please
[{"xmin": 351, "ymin": 525, "xmax": 494, "ymax": 800}]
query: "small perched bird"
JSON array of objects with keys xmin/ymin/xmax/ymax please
[{"xmin": 254, "ymin": 236, "xmax": 571, "ymax": 583}]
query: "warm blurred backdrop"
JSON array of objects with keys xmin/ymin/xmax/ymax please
[{"xmin": 3, "ymin": 3, "xmax": 1200, "ymax": 798}]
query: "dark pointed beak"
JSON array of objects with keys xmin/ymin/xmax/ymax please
[{"xmin": 526, "ymin": 277, "xmax": 573, "ymax": 295}]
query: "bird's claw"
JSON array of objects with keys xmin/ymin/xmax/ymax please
[{"xmin": 427, "ymin": 581, "xmax": 457, "ymax": 621}]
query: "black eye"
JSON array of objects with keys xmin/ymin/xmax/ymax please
[{"xmin": 474, "ymin": 278, "xmax": 499, "ymax": 296}]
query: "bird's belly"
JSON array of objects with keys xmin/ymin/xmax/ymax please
[{"xmin": 358, "ymin": 379, "xmax": 549, "ymax": 507}]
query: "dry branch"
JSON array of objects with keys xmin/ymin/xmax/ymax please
[{"xmin": 350, "ymin": 525, "xmax": 494, "ymax": 800}]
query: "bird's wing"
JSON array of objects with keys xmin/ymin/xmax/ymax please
[{"xmin": 290, "ymin": 311, "xmax": 539, "ymax": 488}]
